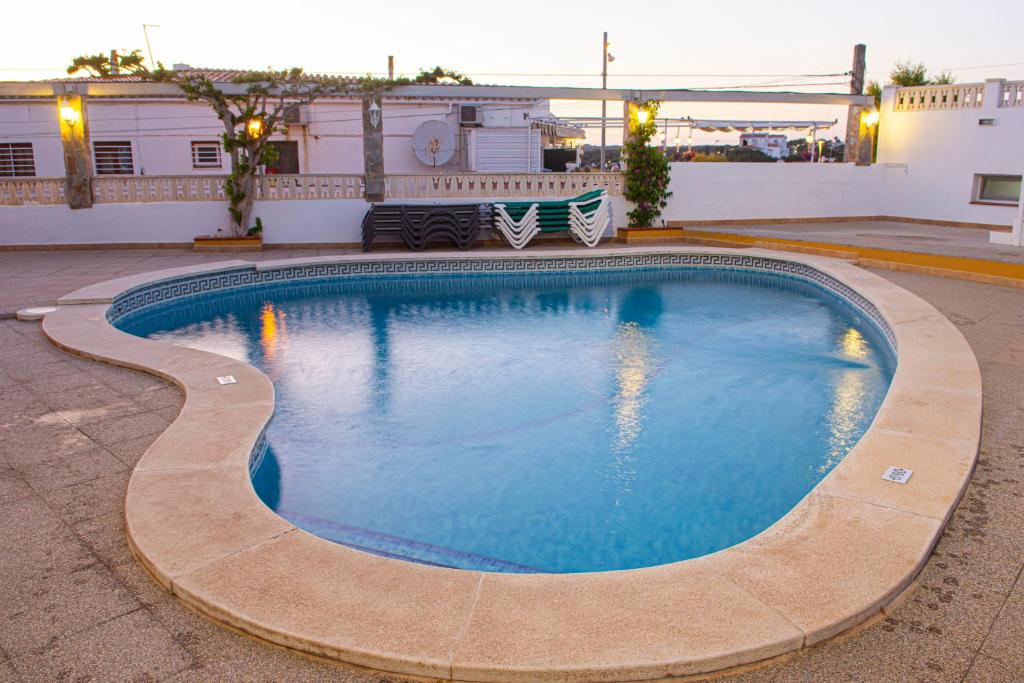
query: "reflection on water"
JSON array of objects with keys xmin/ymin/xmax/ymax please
[
  {"xmin": 607, "ymin": 288, "xmax": 665, "ymax": 504},
  {"xmin": 368, "ymin": 298, "xmax": 392, "ymax": 413},
  {"xmin": 259, "ymin": 302, "xmax": 283, "ymax": 359},
  {"xmin": 612, "ymin": 323, "xmax": 656, "ymax": 454},
  {"xmin": 821, "ymin": 327, "xmax": 870, "ymax": 474}
]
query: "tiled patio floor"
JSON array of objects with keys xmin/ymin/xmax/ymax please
[
  {"xmin": 0, "ymin": 250, "xmax": 1022, "ymax": 681},
  {"xmin": 692, "ymin": 221, "xmax": 1024, "ymax": 264}
]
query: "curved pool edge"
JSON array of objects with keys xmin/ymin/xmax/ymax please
[{"xmin": 41, "ymin": 246, "xmax": 982, "ymax": 682}]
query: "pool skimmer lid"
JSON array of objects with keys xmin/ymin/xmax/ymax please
[{"xmin": 881, "ymin": 466, "xmax": 913, "ymax": 484}]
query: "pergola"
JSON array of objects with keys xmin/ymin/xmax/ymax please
[{"xmin": 2, "ymin": 44, "xmax": 875, "ymax": 204}]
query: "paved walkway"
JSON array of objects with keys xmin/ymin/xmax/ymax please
[
  {"xmin": 688, "ymin": 221, "xmax": 1024, "ymax": 264},
  {"xmin": 0, "ymin": 250, "xmax": 1022, "ymax": 681}
]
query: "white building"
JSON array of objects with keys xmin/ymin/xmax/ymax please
[
  {"xmin": 0, "ymin": 69, "xmax": 584, "ymax": 178},
  {"xmin": 738, "ymin": 132, "xmax": 788, "ymax": 159},
  {"xmin": 877, "ymin": 78, "xmax": 1023, "ymax": 243}
]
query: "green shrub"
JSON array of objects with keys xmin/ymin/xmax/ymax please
[{"xmin": 622, "ymin": 102, "xmax": 673, "ymax": 228}]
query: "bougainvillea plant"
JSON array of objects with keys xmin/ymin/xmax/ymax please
[{"xmin": 622, "ymin": 101, "xmax": 673, "ymax": 228}]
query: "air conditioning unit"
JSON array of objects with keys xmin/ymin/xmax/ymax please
[
  {"xmin": 283, "ymin": 106, "xmax": 311, "ymax": 126},
  {"xmin": 460, "ymin": 105, "xmax": 482, "ymax": 126}
]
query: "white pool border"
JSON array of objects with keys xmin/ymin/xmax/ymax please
[{"xmin": 42, "ymin": 246, "xmax": 982, "ymax": 682}]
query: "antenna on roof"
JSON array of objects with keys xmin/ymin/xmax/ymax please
[
  {"xmin": 388, "ymin": 56, "xmax": 395, "ymax": 80},
  {"xmin": 142, "ymin": 24, "xmax": 161, "ymax": 70}
]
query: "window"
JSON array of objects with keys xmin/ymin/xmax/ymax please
[
  {"xmin": 0, "ymin": 143, "xmax": 36, "ymax": 177},
  {"xmin": 93, "ymin": 141, "xmax": 134, "ymax": 175},
  {"xmin": 191, "ymin": 140, "xmax": 222, "ymax": 169},
  {"xmin": 974, "ymin": 174, "xmax": 1022, "ymax": 205},
  {"xmin": 265, "ymin": 140, "xmax": 299, "ymax": 174}
]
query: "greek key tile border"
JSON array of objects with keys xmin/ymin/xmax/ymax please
[{"xmin": 106, "ymin": 254, "xmax": 896, "ymax": 348}]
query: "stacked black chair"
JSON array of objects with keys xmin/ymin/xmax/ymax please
[{"xmin": 361, "ymin": 204, "xmax": 488, "ymax": 252}]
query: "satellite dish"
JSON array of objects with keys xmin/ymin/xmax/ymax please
[{"xmin": 412, "ymin": 120, "xmax": 456, "ymax": 167}]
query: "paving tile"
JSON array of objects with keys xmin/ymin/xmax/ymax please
[
  {"xmin": 56, "ymin": 397, "xmax": 152, "ymax": 428},
  {"xmin": 132, "ymin": 384, "xmax": 184, "ymax": 410},
  {"xmin": 164, "ymin": 640, "xmax": 386, "ymax": 683},
  {"xmin": 77, "ymin": 411, "xmax": 174, "ymax": 448},
  {"xmin": 980, "ymin": 573, "xmax": 1024, "ymax": 668},
  {"xmin": 963, "ymin": 654, "xmax": 1022, "ymax": 682},
  {"xmin": 0, "ymin": 495, "xmax": 65, "ymax": 544},
  {"xmin": 0, "ymin": 527, "xmax": 140, "ymax": 653},
  {"xmin": 0, "ymin": 417, "xmax": 96, "ymax": 467},
  {"xmin": 23, "ymin": 365, "xmax": 100, "ymax": 394},
  {"xmin": 96, "ymin": 368, "xmax": 167, "ymax": 396},
  {"xmin": 924, "ymin": 516, "xmax": 1024, "ymax": 596},
  {"xmin": 40, "ymin": 380, "xmax": 136, "ymax": 412},
  {"xmin": 0, "ymin": 384, "xmax": 50, "ymax": 425},
  {"xmin": 153, "ymin": 405, "xmax": 182, "ymax": 424},
  {"xmin": 39, "ymin": 470, "xmax": 130, "ymax": 526},
  {"xmin": 0, "ymin": 657, "xmax": 18, "ymax": 683},
  {"xmin": 8, "ymin": 609, "xmax": 193, "ymax": 682},
  {"xmin": 0, "ymin": 466, "xmax": 33, "ymax": 505},
  {"xmin": 0, "ymin": 321, "xmax": 38, "ymax": 348},
  {"xmin": 72, "ymin": 511, "xmax": 135, "ymax": 568},
  {"xmin": 953, "ymin": 476, "xmax": 1024, "ymax": 560},
  {"xmin": 0, "ymin": 348, "xmax": 72, "ymax": 382},
  {"xmin": 19, "ymin": 447, "xmax": 126, "ymax": 492},
  {"xmin": 104, "ymin": 432, "xmax": 161, "ymax": 467},
  {"xmin": 884, "ymin": 579, "xmax": 1006, "ymax": 652},
  {"xmin": 756, "ymin": 614, "xmax": 976, "ymax": 682}
]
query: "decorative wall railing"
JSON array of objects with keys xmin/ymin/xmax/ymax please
[
  {"xmin": 92, "ymin": 176, "xmax": 228, "ymax": 204},
  {"xmin": 385, "ymin": 173, "xmax": 624, "ymax": 199},
  {"xmin": 0, "ymin": 178, "xmax": 66, "ymax": 206},
  {"xmin": 1, "ymin": 173, "xmax": 625, "ymax": 207},
  {"xmin": 892, "ymin": 84, "xmax": 985, "ymax": 112},
  {"xmin": 1000, "ymin": 81, "xmax": 1024, "ymax": 108}
]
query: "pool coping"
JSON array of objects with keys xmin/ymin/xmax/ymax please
[{"xmin": 41, "ymin": 246, "xmax": 982, "ymax": 682}]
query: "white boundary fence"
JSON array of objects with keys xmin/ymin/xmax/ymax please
[{"xmin": 0, "ymin": 173, "xmax": 625, "ymax": 207}]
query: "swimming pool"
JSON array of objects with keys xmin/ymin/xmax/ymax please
[{"xmin": 116, "ymin": 264, "xmax": 895, "ymax": 573}]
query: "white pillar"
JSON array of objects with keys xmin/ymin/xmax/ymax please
[{"xmin": 990, "ymin": 194, "xmax": 1024, "ymax": 247}]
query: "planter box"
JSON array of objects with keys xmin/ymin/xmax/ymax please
[{"xmin": 193, "ymin": 235, "xmax": 263, "ymax": 252}]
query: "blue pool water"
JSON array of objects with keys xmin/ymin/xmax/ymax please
[{"xmin": 117, "ymin": 268, "xmax": 895, "ymax": 573}]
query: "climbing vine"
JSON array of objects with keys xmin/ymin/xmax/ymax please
[
  {"xmin": 622, "ymin": 101, "xmax": 672, "ymax": 228},
  {"xmin": 67, "ymin": 52, "xmax": 471, "ymax": 236}
]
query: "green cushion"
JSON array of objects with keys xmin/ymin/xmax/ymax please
[{"xmin": 497, "ymin": 189, "xmax": 605, "ymax": 213}]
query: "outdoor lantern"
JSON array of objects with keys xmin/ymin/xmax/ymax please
[
  {"xmin": 60, "ymin": 104, "xmax": 79, "ymax": 127},
  {"xmin": 368, "ymin": 101, "xmax": 381, "ymax": 129},
  {"xmin": 246, "ymin": 117, "xmax": 264, "ymax": 139},
  {"xmin": 636, "ymin": 107, "xmax": 650, "ymax": 125},
  {"xmin": 864, "ymin": 109, "xmax": 880, "ymax": 127}
]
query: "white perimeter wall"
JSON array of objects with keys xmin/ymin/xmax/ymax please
[
  {"xmin": 0, "ymin": 196, "xmax": 627, "ymax": 246},
  {"xmin": 662, "ymin": 162, "xmax": 899, "ymax": 223},
  {"xmin": 0, "ymin": 200, "xmax": 367, "ymax": 246},
  {"xmin": 876, "ymin": 80, "xmax": 1024, "ymax": 228}
]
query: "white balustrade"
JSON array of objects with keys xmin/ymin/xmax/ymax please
[
  {"xmin": 385, "ymin": 173, "xmax": 624, "ymax": 199},
  {"xmin": 1000, "ymin": 81, "xmax": 1024, "ymax": 107},
  {"xmin": 892, "ymin": 83, "xmax": 985, "ymax": 112},
  {"xmin": 0, "ymin": 177, "xmax": 66, "ymax": 206},
  {"xmin": 1, "ymin": 173, "xmax": 624, "ymax": 206}
]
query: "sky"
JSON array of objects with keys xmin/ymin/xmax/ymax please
[{"xmin": 4, "ymin": 0, "xmax": 1024, "ymax": 145}]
